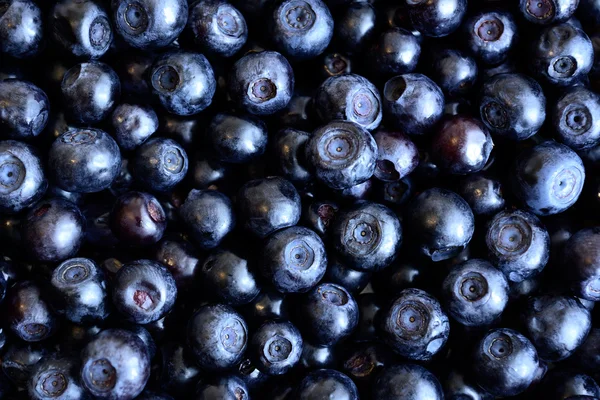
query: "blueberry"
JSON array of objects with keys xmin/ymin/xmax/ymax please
[
  {"xmin": 431, "ymin": 116, "xmax": 494, "ymax": 175},
  {"xmin": 236, "ymin": 176, "xmax": 301, "ymax": 238},
  {"xmin": 305, "ymin": 121, "xmax": 377, "ymax": 190},
  {"xmin": 383, "ymin": 73, "xmax": 445, "ymax": 135},
  {"xmin": 261, "ymin": 226, "xmax": 327, "ymax": 293},
  {"xmin": 50, "ymin": 0, "xmax": 113, "ymax": 59},
  {"xmin": 155, "ymin": 238, "xmax": 199, "ymax": 291},
  {"xmin": 463, "ymin": 10, "xmax": 518, "ymax": 66},
  {"xmin": 522, "ymin": 295, "xmax": 591, "ymax": 362},
  {"xmin": 2, "ymin": 343, "xmax": 47, "ymax": 387},
  {"xmin": 428, "ymin": 48, "xmax": 478, "ymax": 96},
  {"xmin": 48, "ymin": 128, "xmax": 121, "ymax": 193},
  {"xmin": 227, "ymin": 51, "xmax": 294, "ymax": 115},
  {"xmin": 207, "ymin": 113, "xmax": 267, "ymax": 164},
  {"xmin": 112, "ymin": 259, "xmax": 177, "ymax": 324},
  {"xmin": 314, "ymin": 74, "xmax": 382, "ymax": 131},
  {"xmin": 325, "ymin": 255, "xmax": 372, "ymax": 294},
  {"xmin": 49, "ymin": 257, "xmax": 110, "ymax": 324},
  {"xmin": 201, "ymin": 248, "xmax": 261, "ymax": 305},
  {"xmin": 188, "ymin": 0, "xmax": 247, "ymax": 57},
  {"xmin": 61, "ymin": 62, "xmax": 121, "ymax": 124},
  {"xmin": 472, "ymin": 328, "xmax": 540, "ymax": 397},
  {"xmin": 271, "ymin": 128, "xmax": 312, "ymax": 184},
  {"xmin": 0, "ymin": 140, "xmax": 47, "ymax": 214},
  {"xmin": 377, "ymin": 288, "xmax": 449, "ymax": 361},
  {"xmin": 405, "ymin": 188, "xmax": 475, "ymax": 261},
  {"xmin": 512, "ymin": 141, "xmax": 585, "ymax": 215},
  {"xmin": 22, "ymin": 198, "xmax": 85, "ymax": 262},
  {"xmin": 80, "ymin": 329, "xmax": 151, "ymax": 399},
  {"xmin": 187, "ymin": 304, "xmax": 248, "ymax": 371},
  {"xmin": 295, "ymin": 369, "xmax": 358, "ymax": 400},
  {"xmin": 0, "ymin": 0, "xmax": 42, "ymax": 58},
  {"xmin": 373, "ymin": 364, "xmax": 444, "ymax": 400},
  {"xmin": 564, "ymin": 228, "xmax": 600, "ymax": 301},
  {"xmin": 111, "ymin": 0, "xmax": 188, "ymax": 49},
  {"xmin": 299, "ymin": 342, "xmax": 337, "ymax": 370},
  {"xmin": 530, "ymin": 22, "xmax": 594, "ymax": 87},
  {"xmin": 552, "ymin": 86, "xmax": 600, "ymax": 150},
  {"xmin": 132, "ymin": 138, "xmax": 189, "ymax": 192},
  {"xmin": 331, "ymin": 201, "xmax": 402, "ymax": 272},
  {"xmin": 249, "ymin": 320, "xmax": 303, "ymax": 375},
  {"xmin": 242, "ymin": 289, "xmax": 289, "ymax": 327},
  {"xmin": 7, "ymin": 281, "xmax": 57, "ymax": 342},
  {"xmin": 479, "ymin": 73, "xmax": 546, "ymax": 141},
  {"xmin": 367, "ymin": 28, "xmax": 421, "ymax": 76},
  {"xmin": 0, "ymin": 80, "xmax": 49, "ymax": 139},
  {"xmin": 342, "ymin": 343, "xmax": 394, "ymax": 393},
  {"xmin": 195, "ymin": 375, "xmax": 249, "ymax": 400},
  {"xmin": 155, "ymin": 342, "xmax": 201, "ymax": 396},
  {"xmin": 486, "ymin": 209, "xmax": 550, "ymax": 282},
  {"xmin": 136, "ymin": 390, "xmax": 174, "ymax": 400},
  {"xmin": 442, "ymin": 259, "xmax": 509, "ymax": 327},
  {"xmin": 110, "ymin": 191, "xmax": 166, "ymax": 245},
  {"xmin": 333, "ymin": 2, "xmax": 377, "ymax": 54},
  {"xmin": 443, "ymin": 368, "xmax": 494, "ymax": 400},
  {"xmin": 520, "ymin": 0, "xmax": 579, "ymax": 25},
  {"xmin": 111, "ymin": 104, "xmax": 158, "ymax": 151},
  {"xmin": 456, "ymin": 174, "xmax": 505, "ymax": 216},
  {"xmin": 150, "ymin": 51, "xmax": 216, "ymax": 116},
  {"xmin": 189, "ymin": 153, "xmax": 229, "ymax": 189},
  {"xmin": 406, "ymin": 0, "xmax": 467, "ymax": 38},
  {"xmin": 302, "ymin": 199, "xmax": 339, "ymax": 237},
  {"xmin": 537, "ymin": 369, "xmax": 600, "ymax": 400},
  {"xmin": 28, "ymin": 356, "xmax": 89, "ymax": 400}
]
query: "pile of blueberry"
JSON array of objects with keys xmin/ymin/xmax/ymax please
[{"xmin": 2, "ymin": 0, "xmax": 600, "ymax": 398}]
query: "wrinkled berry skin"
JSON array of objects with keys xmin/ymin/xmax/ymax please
[
  {"xmin": 50, "ymin": 0, "xmax": 113, "ymax": 59},
  {"xmin": 373, "ymin": 364, "xmax": 444, "ymax": 400},
  {"xmin": 564, "ymin": 228, "xmax": 600, "ymax": 301},
  {"xmin": 472, "ymin": 328, "xmax": 540, "ymax": 397},
  {"xmin": 456, "ymin": 174, "xmax": 505, "ymax": 216},
  {"xmin": 295, "ymin": 369, "xmax": 359, "ymax": 400},
  {"xmin": 28, "ymin": 356, "xmax": 90, "ymax": 400},
  {"xmin": 111, "ymin": 0, "xmax": 188, "ymax": 49},
  {"xmin": 297, "ymin": 283, "xmax": 359, "ymax": 346},
  {"xmin": 207, "ymin": 113, "xmax": 267, "ymax": 164},
  {"xmin": 272, "ymin": 128, "xmax": 312, "ymax": 184},
  {"xmin": 530, "ymin": 22, "xmax": 594, "ymax": 87},
  {"xmin": 512, "ymin": 141, "xmax": 585, "ymax": 216},
  {"xmin": 261, "ymin": 226, "xmax": 327, "ymax": 293},
  {"xmin": 314, "ymin": 74, "xmax": 382, "ymax": 131},
  {"xmin": 228, "ymin": 51, "xmax": 294, "ymax": 115},
  {"xmin": 200, "ymin": 248, "xmax": 261, "ymax": 305},
  {"xmin": 61, "ymin": 62, "xmax": 121, "ymax": 125},
  {"xmin": 479, "ymin": 73, "xmax": 546, "ymax": 141},
  {"xmin": 7, "ymin": 281, "xmax": 57, "ymax": 342},
  {"xmin": 377, "ymin": 288, "xmax": 450, "ymax": 361},
  {"xmin": 522, "ymin": 295, "xmax": 591, "ymax": 362},
  {"xmin": 463, "ymin": 10, "xmax": 517, "ymax": 66},
  {"xmin": 429, "ymin": 49, "xmax": 477, "ymax": 96},
  {"xmin": 305, "ymin": 121, "xmax": 377, "ymax": 190},
  {"xmin": 80, "ymin": 329, "xmax": 151, "ymax": 400},
  {"xmin": 150, "ymin": 51, "xmax": 216, "ymax": 116},
  {"xmin": 195, "ymin": 375, "xmax": 249, "ymax": 400},
  {"xmin": 188, "ymin": 0, "xmax": 247, "ymax": 57},
  {"xmin": 552, "ymin": 86, "xmax": 600, "ymax": 150},
  {"xmin": 331, "ymin": 201, "xmax": 402, "ymax": 272},
  {"xmin": 0, "ymin": 140, "xmax": 47, "ymax": 214},
  {"xmin": 269, "ymin": 0, "xmax": 333, "ymax": 60},
  {"xmin": 405, "ymin": 188, "xmax": 475, "ymax": 261},
  {"xmin": 132, "ymin": 138, "xmax": 189, "ymax": 192},
  {"xmin": 0, "ymin": 80, "xmax": 49, "ymax": 140},
  {"xmin": 442, "ymin": 259, "xmax": 509, "ymax": 327},
  {"xmin": 237, "ymin": 176, "xmax": 301, "ymax": 238},
  {"xmin": 49, "ymin": 128, "xmax": 122, "ymax": 193},
  {"xmin": 112, "ymin": 259, "xmax": 177, "ymax": 324},
  {"xmin": 111, "ymin": 104, "xmax": 158, "ymax": 151},
  {"xmin": 486, "ymin": 209, "xmax": 550, "ymax": 283},
  {"xmin": 179, "ymin": 189, "xmax": 235, "ymax": 249},
  {"xmin": 22, "ymin": 198, "xmax": 85, "ymax": 262},
  {"xmin": 406, "ymin": 0, "xmax": 467, "ymax": 38},
  {"xmin": 187, "ymin": 304, "xmax": 248, "ymax": 371},
  {"xmin": 431, "ymin": 116, "xmax": 494, "ymax": 175},
  {"xmin": 383, "ymin": 73, "xmax": 444, "ymax": 135},
  {"xmin": 110, "ymin": 191, "xmax": 167, "ymax": 246},
  {"xmin": 50, "ymin": 258, "xmax": 110, "ymax": 324},
  {"xmin": 0, "ymin": 0, "xmax": 43, "ymax": 58},
  {"xmin": 368, "ymin": 28, "xmax": 421, "ymax": 76},
  {"xmin": 250, "ymin": 320, "xmax": 303, "ymax": 375},
  {"xmin": 520, "ymin": 0, "xmax": 579, "ymax": 25}
]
